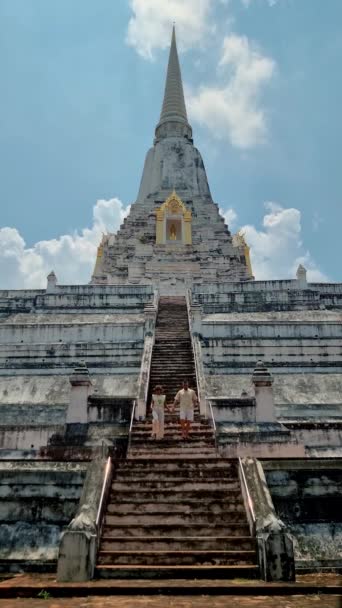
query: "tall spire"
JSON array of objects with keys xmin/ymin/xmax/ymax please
[{"xmin": 155, "ymin": 26, "xmax": 192, "ymax": 142}]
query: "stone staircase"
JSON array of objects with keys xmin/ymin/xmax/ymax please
[
  {"xmin": 148, "ymin": 296, "xmax": 196, "ymax": 404},
  {"xmin": 95, "ymin": 296, "xmax": 258, "ymax": 579}
]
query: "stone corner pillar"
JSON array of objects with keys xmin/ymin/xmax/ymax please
[
  {"xmin": 66, "ymin": 362, "xmax": 93, "ymax": 425},
  {"xmin": 57, "ymin": 530, "xmax": 97, "ymax": 582},
  {"xmin": 46, "ymin": 270, "xmax": 58, "ymax": 293},
  {"xmin": 252, "ymin": 361, "xmax": 276, "ymax": 423},
  {"xmin": 296, "ymin": 264, "xmax": 307, "ymax": 289},
  {"xmin": 144, "ymin": 303, "xmax": 158, "ymax": 334}
]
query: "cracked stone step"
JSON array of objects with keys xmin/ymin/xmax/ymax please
[
  {"xmin": 111, "ymin": 481, "xmax": 240, "ymax": 492},
  {"xmin": 97, "ymin": 549, "xmax": 257, "ymax": 566},
  {"xmin": 116, "ymin": 459, "xmax": 237, "ymax": 470},
  {"xmin": 105, "ymin": 511, "xmax": 245, "ymax": 526},
  {"xmin": 108, "ymin": 488, "xmax": 242, "ymax": 502},
  {"xmin": 129, "ymin": 436, "xmax": 208, "ymax": 444},
  {"xmin": 95, "ymin": 564, "xmax": 259, "ymax": 579},
  {"xmin": 100, "ymin": 536, "xmax": 256, "ymax": 552},
  {"xmin": 127, "ymin": 453, "xmax": 219, "ymax": 460},
  {"xmin": 102, "ymin": 523, "xmax": 250, "ymax": 536},
  {"xmin": 105, "ymin": 499, "xmax": 244, "ymax": 513},
  {"xmin": 114, "ymin": 468, "xmax": 228, "ymax": 480}
]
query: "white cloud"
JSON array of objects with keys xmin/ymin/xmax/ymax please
[
  {"xmin": 187, "ymin": 34, "xmax": 275, "ymax": 148},
  {"xmin": 126, "ymin": 0, "xmax": 214, "ymax": 59},
  {"xmin": 220, "ymin": 207, "xmax": 237, "ymax": 229},
  {"xmin": 0, "ymin": 198, "xmax": 327, "ymax": 289},
  {"xmin": 0, "ymin": 198, "xmax": 129, "ymax": 289},
  {"xmin": 241, "ymin": 0, "xmax": 280, "ymax": 6},
  {"xmin": 239, "ymin": 202, "xmax": 328, "ymax": 281}
]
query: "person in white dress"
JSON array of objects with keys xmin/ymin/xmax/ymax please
[
  {"xmin": 173, "ymin": 380, "xmax": 198, "ymax": 440},
  {"xmin": 150, "ymin": 385, "xmax": 168, "ymax": 440}
]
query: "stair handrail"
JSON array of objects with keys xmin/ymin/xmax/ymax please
[
  {"xmin": 127, "ymin": 399, "xmax": 136, "ymax": 453},
  {"xmin": 185, "ymin": 290, "xmax": 201, "ymax": 405},
  {"xmin": 95, "ymin": 456, "xmax": 113, "ymax": 530},
  {"xmin": 238, "ymin": 456, "xmax": 256, "ymax": 532},
  {"xmin": 208, "ymin": 399, "xmax": 218, "ymax": 455}
]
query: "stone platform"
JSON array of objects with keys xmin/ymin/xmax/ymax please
[
  {"xmin": 0, "ymin": 572, "xmax": 341, "ymax": 599},
  {"xmin": 1, "ymin": 596, "xmax": 341, "ymax": 608}
]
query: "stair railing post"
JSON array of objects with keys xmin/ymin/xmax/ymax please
[
  {"xmin": 186, "ymin": 291, "xmax": 207, "ymax": 417},
  {"xmin": 208, "ymin": 399, "xmax": 218, "ymax": 455},
  {"xmin": 238, "ymin": 457, "xmax": 256, "ymax": 536},
  {"xmin": 127, "ymin": 400, "xmax": 136, "ymax": 453},
  {"xmin": 239, "ymin": 457, "xmax": 295, "ymax": 582},
  {"xmin": 136, "ymin": 298, "xmax": 158, "ymax": 419},
  {"xmin": 57, "ymin": 456, "xmax": 113, "ymax": 582}
]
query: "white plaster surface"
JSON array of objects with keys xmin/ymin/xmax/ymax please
[
  {"xmin": 0, "ymin": 313, "xmax": 144, "ymax": 325},
  {"xmin": 207, "ymin": 373, "xmax": 342, "ymax": 405},
  {"xmin": 203, "ymin": 311, "xmax": 342, "ymax": 323},
  {"xmin": 0, "ymin": 375, "xmax": 139, "ymax": 406}
]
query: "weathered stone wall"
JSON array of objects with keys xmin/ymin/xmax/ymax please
[
  {"xmin": 200, "ymin": 311, "xmax": 342, "ymax": 374},
  {"xmin": 263, "ymin": 460, "xmax": 342, "ymax": 570},
  {"xmin": 0, "ymin": 285, "xmax": 153, "ymax": 453},
  {"xmin": 193, "ymin": 281, "xmax": 342, "ymax": 313},
  {"xmin": 194, "ymin": 281, "xmax": 342, "ymax": 457},
  {"xmin": 0, "ymin": 284, "xmax": 154, "ymax": 314},
  {"xmin": 0, "ymin": 461, "xmax": 87, "ymax": 567}
]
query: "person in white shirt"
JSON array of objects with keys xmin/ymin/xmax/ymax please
[
  {"xmin": 150, "ymin": 385, "xmax": 168, "ymax": 440},
  {"xmin": 173, "ymin": 380, "xmax": 198, "ymax": 440}
]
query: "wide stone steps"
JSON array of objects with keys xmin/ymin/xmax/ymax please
[
  {"xmin": 150, "ymin": 362, "xmax": 194, "ymax": 367},
  {"xmin": 95, "ymin": 564, "xmax": 259, "ymax": 580},
  {"xmin": 146, "ymin": 410, "xmax": 200, "ymax": 417},
  {"xmin": 149, "ymin": 371, "xmax": 195, "ymax": 377},
  {"xmin": 97, "ymin": 549, "xmax": 256, "ymax": 566},
  {"xmin": 107, "ymin": 486, "xmax": 242, "ymax": 501},
  {"xmin": 97, "ymin": 297, "xmax": 258, "ymax": 580},
  {"xmin": 128, "ymin": 447, "xmax": 217, "ymax": 456},
  {"xmin": 127, "ymin": 451, "xmax": 219, "ymax": 460},
  {"xmin": 111, "ymin": 480, "xmax": 240, "ymax": 492},
  {"xmin": 114, "ymin": 470, "xmax": 229, "ymax": 480},
  {"xmin": 149, "ymin": 385, "xmax": 196, "ymax": 392},
  {"xmin": 128, "ymin": 441, "xmax": 214, "ymax": 450},
  {"xmin": 105, "ymin": 511, "xmax": 245, "ymax": 526},
  {"xmin": 100, "ymin": 536, "xmax": 256, "ymax": 552},
  {"xmin": 102, "ymin": 523, "xmax": 250, "ymax": 536},
  {"xmin": 131, "ymin": 425, "xmax": 212, "ymax": 433},
  {"xmin": 131, "ymin": 422, "xmax": 211, "ymax": 431},
  {"xmin": 105, "ymin": 499, "xmax": 245, "ymax": 514},
  {"xmin": 130, "ymin": 439, "xmax": 214, "ymax": 449},
  {"xmin": 153, "ymin": 342, "xmax": 191, "ymax": 346},
  {"xmin": 115, "ymin": 459, "xmax": 236, "ymax": 472},
  {"xmin": 151, "ymin": 346, "xmax": 192, "ymax": 351}
]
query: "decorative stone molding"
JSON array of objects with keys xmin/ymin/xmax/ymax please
[
  {"xmin": 66, "ymin": 362, "xmax": 93, "ymax": 425},
  {"xmin": 296, "ymin": 264, "xmax": 307, "ymax": 289},
  {"xmin": 232, "ymin": 231, "xmax": 254, "ymax": 278},
  {"xmin": 252, "ymin": 361, "xmax": 276, "ymax": 423},
  {"xmin": 156, "ymin": 191, "xmax": 192, "ymax": 245},
  {"xmin": 46, "ymin": 270, "xmax": 57, "ymax": 293}
]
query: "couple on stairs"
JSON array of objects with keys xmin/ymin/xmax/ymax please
[{"xmin": 151, "ymin": 380, "xmax": 198, "ymax": 441}]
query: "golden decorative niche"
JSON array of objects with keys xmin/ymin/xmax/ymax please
[
  {"xmin": 156, "ymin": 190, "xmax": 192, "ymax": 245},
  {"xmin": 233, "ymin": 230, "xmax": 253, "ymax": 278}
]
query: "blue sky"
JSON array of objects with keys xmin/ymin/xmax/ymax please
[{"xmin": 0, "ymin": 0, "xmax": 341, "ymax": 287}]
